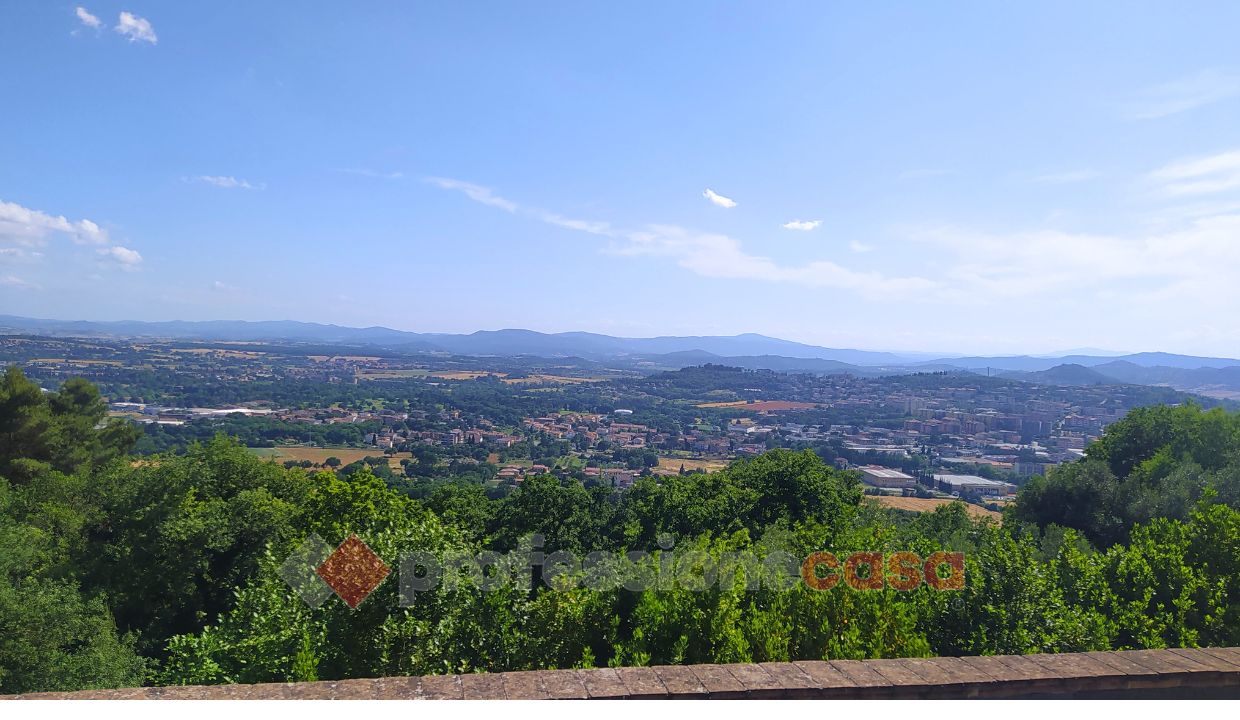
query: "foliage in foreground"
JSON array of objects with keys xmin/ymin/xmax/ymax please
[{"xmin": 1, "ymin": 366, "xmax": 1238, "ymax": 693}]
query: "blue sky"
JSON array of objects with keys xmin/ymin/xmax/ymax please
[{"xmin": 3, "ymin": 3, "xmax": 1240, "ymax": 355}]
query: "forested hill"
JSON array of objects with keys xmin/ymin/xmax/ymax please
[{"xmin": 1, "ymin": 366, "xmax": 1238, "ymax": 694}]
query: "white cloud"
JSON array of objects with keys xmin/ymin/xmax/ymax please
[
  {"xmin": 0, "ymin": 275, "xmax": 40, "ymax": 290},
  {"xmin": 424, "ymin": 162, "xmax": 1240, "ymax": 311},
  {"xmin": 0, "ymin": 200, "xmax": 137, "ymax": 276},
  {"xmin": 703, "ymin": 188, "xmax": 737, "ymax": 208},
  {"xmin": 429, "ymin": 178, "xmax": 933, "ymax": 298},
  {"xmin": 75, "ymin": 7, "xmax": 102, "ymax": 29},
  {"xmin": 194, "ymin": 175, "xmax": 264, "ymax": 190},
  {"xmin": 212, "ymin": 280, "xmax": 239, "ymax": 292},
  {"xmin": 425, "ymin": 177, "xmax": 519, "ymax": 212},
  {"xmin": 611, "ymin": 225, "xmax": 936, "ymax": 296},
  {"xmin": 0, "ymin": 248, "xmax": 45, "ymax": 263},
  {"xmin": 782, "ymin": 220, "xmax": 821, "ymax": 231},
  {"xmin": 910, "ymin": 210, "xmax": 1240, "ymax": 302},
  {"xmin": 1140, "ymin": 198, "xmax": 1240, "ymax": 227},
  {"xmin": 1123, "ymin": 69, "xmax": 1240, "ymax": 120},
  {"xmin": 427, "ymin": 177, "xmax": 615, "ymax": 235},
  {"xmin": 115, "ymin": 11, "xmax": 157, "ymax": 44},
  {"xmin": 1147, "ymin": 149, "xmax": 1240, "ymax": 197},
  {"xmin": 538, "ymin": 212, "xmax": 614, "ymax": 235},
  {"xmin": 97, "ymin": 245, "xmax": 143, "ymax": 267},
  {"xmin": 0, "ymin": 199, "xmax": 110, "ymax": 246}
]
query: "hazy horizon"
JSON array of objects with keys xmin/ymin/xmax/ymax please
[
  {"xmin": 4, "ymin": 4, "xmax": 1240, "ymax": 356},
  {"xmin": 0, "ymin": 312, "xmax": 1179, "ymax": 360}
]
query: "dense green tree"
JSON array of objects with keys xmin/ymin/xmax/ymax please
[
  {"xmin": 0, "ymin": 478, "xmax": 146, "ymax": 694},
  {"xmin": 78, "ymin": 436, "xmax": 312, "ymax": 655},
  {"xmin": 0, "ymin": 576, "xmax": 146, "ymax": 694},
  {"xmin": 425, "ymin": 481, "xmax": 495, "ymax": 543},
  {"xmin": 5, "ymin": 372, "xmax": 1240, "ymax": 694},
  {"xmin": 1013, "ymin": 403, "xmax": 1240, "ymax": 545}
]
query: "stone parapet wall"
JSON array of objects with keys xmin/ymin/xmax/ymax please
[{"xmin": 5, "ymin": 647, "xmax": 1240, "ymax": 700}]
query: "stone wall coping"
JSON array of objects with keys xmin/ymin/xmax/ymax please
[{"xmin": 4, "ymin": 647, "xmax": 1239, "ymax": 700}]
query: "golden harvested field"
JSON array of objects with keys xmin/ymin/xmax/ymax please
[
  {"xmin": 29, "ymin": 358, "xmax": 124, "ymax": 366},
  {"xmin": 168, "ymin": 348, "xmax": 266, "ymax": 358},
  {"xmin": 107, "ymin": 411, "xmax": 148, "ymax": 420},
  {"xmin": 431, "ymin": 371, "xmax": 502, "ymax": 380},
  {"xmin": 865, "ymin": 495, "xmax": 1002, "ymax": 521},
  {"xmin": 355, "ymin": 369, "xmax": 431, "ymax": 379},
  {"xmin": 502, "ymin": 374, "xmax": 604, "ymax": 385},
  {"xmin": 655, "ymin": 457, "xmax": 730, "ymax": 474},
  {"xmin": 311, "ymin": 355, "xmax": 382, "ymax": 362},
  {"xmin": 696, "ymin": 400, "xmax": 819, "ymax": 411},
  {"xmin": 357, "ymin": 369, "xmax": 507, "ymax": 381},
  {"xmin": 309, "ymin": 355, "xmax": 382, "ymax": 362},
  {"xmin": 250, "ymin": 447, "xmax": 410, "ymax": 471},
  {"xmin": 1197, "ymin": 388, "xmax": 1240, "ymax": 401}
]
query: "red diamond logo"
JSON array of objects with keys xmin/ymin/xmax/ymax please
[{"xmin": 315, "ymin": 535, "xmax": 390, "ymax": 609}]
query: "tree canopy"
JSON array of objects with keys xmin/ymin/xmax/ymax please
[{"xmin": 1, "ymin": 368, "xmax": 1239, "ymax": 693}]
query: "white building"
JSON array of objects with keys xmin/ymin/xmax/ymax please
[
  {"xmin": 858, "ymin": 465, "xmax": 917, "ymax": 489},
  {"xmin": 933, "ymin": 474, "xmax": 1016, "ymax": 497}
]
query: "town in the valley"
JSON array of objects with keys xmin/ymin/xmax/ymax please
[{"xmin": 6, "ymin": 333, "xmax": 1217, "ymax": 517}]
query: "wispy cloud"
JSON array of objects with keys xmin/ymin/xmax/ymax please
[
  {"xmin": 702, "ymin": 188, "xmax": 737, "ymax": 208},
  {"xmin": 426, "ymin": 177, "xmax": 614, "ymax": 235},
  {"xmin": 97, "ymin": 245, "xmax": 143, "ymax": 268},
  {"xmin": 911, "ymin": 209, "xmax": 1240, "ymax": 303},
  {"xmin": 612, "ymin": 225, "xmax": 935, "ymax": 296},
  {"xmin": 75, "ymin": 7, "xmax": 101, "ymax": 29},
  {"xmin": 425, "ymin": 168, "xmax": 1240, "ymax": 317},
  {"xmin": 429, "ymin": 178, "xmax": 933, "ymax": 298},
  {"xmin": 782, "ymin": 220, "xmax": 821, "ymax": 231},
  {"xmin": 1147, "ymin": 149, "xmax": 1240, "ymax": 197},
  {"xmin": 538, "ymin": 212, "xmax": 614, "ymax": 235},
  {"xmin": 0, "ymin": 275, "xmax": 40, "ymax": 290},
  {"xmin": 1031, "ymin": 169, "xmax": 1100, "ymax": 184},
  {"xmin": 426, "ymin": 177, "xmax": 518, "ymax": 212},
  {"xmin": 1123, "ymin": 69, "xmax": 1240, "ymax": 120},
  {"xmin": 193, "ymin": 175, "xmax": 265, "ymax": 190},
  {"xmin": 115, "ymin": 11, "xmax": 157, "ymax": 44}
]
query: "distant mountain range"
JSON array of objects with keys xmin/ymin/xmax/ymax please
[
  {"xmin": 4, "ymin": 314, "xmax": 1240, "ymax": 396},
  {"xmin": 0, "ymin": 315, "xmax": 916, "ymax": 364}
]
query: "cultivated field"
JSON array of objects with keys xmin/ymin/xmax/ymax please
[
  {"xmin": 865, "ymin": 495, "xmax": 1002, "ymax": 521},
  {"xmin": 654, "ymin": 457, "xmax": 730, "ymax": 474},
  {"xmin": 28, "ymin": 358, "xmax": 124, "ymax": 366},
  {"xmin": 354, "ymin": 369, "xmax": 506, "ymax": 380},
  {"xmin": 501, "ymin": 374, "xmax": 605, "ymax": 385},
  {"xmin": 696, "ymin": 400, "xmax": 819, "ymax": 411},
  {"xmin": 249, "ymin": 446, "xmax": 410, "ymax": 471},
  {"xmin": 354, "ymin": 369, "xmax": 430, "ymax": 379},
  {"xmin": 168, "ymin": 348, "xmax": 266, "ymax": 358},
  {"xmin": 308, "ymin": 355, "xmax": 383, "ymax": 362},
  {"xmin": 432, "ymin": 371, "xmax": 501, "ymax": 380}
]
